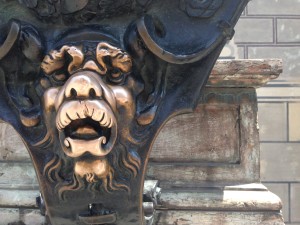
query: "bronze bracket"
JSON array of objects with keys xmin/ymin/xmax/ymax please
[{"xmin": 0, "ymin": 1, "xmax": 249, "ymax": 224}]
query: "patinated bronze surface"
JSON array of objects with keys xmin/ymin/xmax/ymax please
[{"xmin": 0, "ymin": 1, "xmax": 248, "ymax": 224}]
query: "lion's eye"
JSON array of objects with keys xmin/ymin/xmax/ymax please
[
  {"xmin": 53, "ymin": 73, "xmax": 67, "ymax": 82},
  {"xmin": 112, "ymin": 71, "xmax": 121, "ymax": 78},
  {"xmin": 108, "ymin": 68, "xmax": 124, "ymax": 84},
  {"xmin": 111, "ymin": 68, "xmax": 121, "ymax": 78}
]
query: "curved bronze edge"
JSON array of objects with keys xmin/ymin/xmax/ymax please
[
  {"xmin": 20, "ymin": 112, "xmax": 40, "ymax": 127},
  {"xmin": 78, "ymin": 212, "xmax": 117, "ymax": 225},
  {"xmin": 136, "ymin": 16, "xmax": 225, "ymax": 64},
  {"xmin": 41, "ymin": 45, "xmax": 84, "ymax": 75},
  {"xmin": 0, "ymin": 21, "xmax": 20, "ymax": 60},
  {"xmin": 179, "ymin": 0, "xmax": 224, "ymax": 18}
]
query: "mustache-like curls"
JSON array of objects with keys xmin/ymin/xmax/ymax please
[{"xmin": 44, "ymin": 143, "xmax": 141, "ymax": 200}]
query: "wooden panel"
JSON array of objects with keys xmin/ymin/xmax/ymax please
[{"xmin": 151, "ymin": 104, "xmax": 240, "ymax": 163}]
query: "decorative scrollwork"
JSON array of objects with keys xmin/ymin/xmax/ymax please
[
  {"xmin": 18, "ymin": 0, "xmax": 153, "ymax": 23},
  {"xmin": 179, "ymin": 0, "xmax": 224, "ymax": 18}
]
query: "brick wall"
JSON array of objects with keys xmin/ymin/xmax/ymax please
[{"xmin": 220, "ymin": 0, "xmax": 300, "ymax": 224}]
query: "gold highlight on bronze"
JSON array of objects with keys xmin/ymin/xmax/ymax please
[
  {"xmin": 41, "ymin": 45, "xmax": 84, "ymax": 75},
  {"xmin": 39, "ymin": 42, "xmax": 138, "ymax": 198},
  {"xmin": 74, "ymin": 158, "xmax": 109, "ymax": 183},
  {"xmin": 20, "ymin": 113, "xmax": 40, "ymax": 127},
  {"xmin": 96, "ymin": 42, "xmax": 132, "ymax": 75}
]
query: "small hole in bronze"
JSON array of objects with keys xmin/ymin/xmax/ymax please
[
  {"xmin": 89, "ymin": 88, "xmax": 97, "ymax": 98},
  {"xmin": 70, "ymin": 88, "xmax": 77, "ymax": 97}
]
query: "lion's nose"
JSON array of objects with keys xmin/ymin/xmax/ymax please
[{"xmin": 64, "ymin": 74, "xmax": 102, "ymax": 98}]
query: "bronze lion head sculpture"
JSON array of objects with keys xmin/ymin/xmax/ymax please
[
  {"xmin": 39, "ymin": 42, "xmax": 141, "ymax": 198},
  {"xmin": 0, "ymin": 0, "xmax": 248, "ymax": 223}
]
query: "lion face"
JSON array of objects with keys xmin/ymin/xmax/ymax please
[
  {"xmin": 40, "ymin": 42, "xmax": 140, "ymax": 196},
  {"xmin": 53, "ymin": 71, "xmax": 119, "ymax": 155}
]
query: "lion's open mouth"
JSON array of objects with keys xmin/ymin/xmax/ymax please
[
  {"xmin": 57, "ymin": 100, "xmax": 117, "ymax": 158},
  {"xmin": 64, "ymin": 118, "xmax": 111, "ymax": 141}
]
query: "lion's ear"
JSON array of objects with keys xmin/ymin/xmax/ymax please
[
  {"xmin": 19, "ymin": 23, "xmax": 43, "ymax": 63},
  {"xmin": 0, "ymin": 20, "xmax": 20, "ymax": 61},
  {"xmin": 0, "ymin": 20, "xmax": 44, "ymax": 129}
]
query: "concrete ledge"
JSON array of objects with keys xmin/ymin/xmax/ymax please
[
  {"xmin": 0, "ymin": 208, "xmax": 285, "ymax": 225},
  {"xmin": 0, "ymin": 184, "xmax": 282, "ymax": 213},
  {"xmin": 156, "ymin": 211, "xmax": 285, "ymax": 225},
  {"xmin": 208, "ymin": 59, "xmax": 282, "ymax": 88},
  {"xmin": 159, "ymin": 184, "xmax": 282, "ymax": 212}
]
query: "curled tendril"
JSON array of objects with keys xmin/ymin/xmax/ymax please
[
  {"xmin": 180, "ymin": 0, "xmax": 223, "ymax": 18},
  {"xmin": 41, "ymin": 45, "xmax": 84, "ymax": 75}
]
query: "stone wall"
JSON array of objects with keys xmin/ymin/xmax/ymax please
[{"xmin": 220, "ymin": 1, "xmax": 300, "ymax": 224}]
